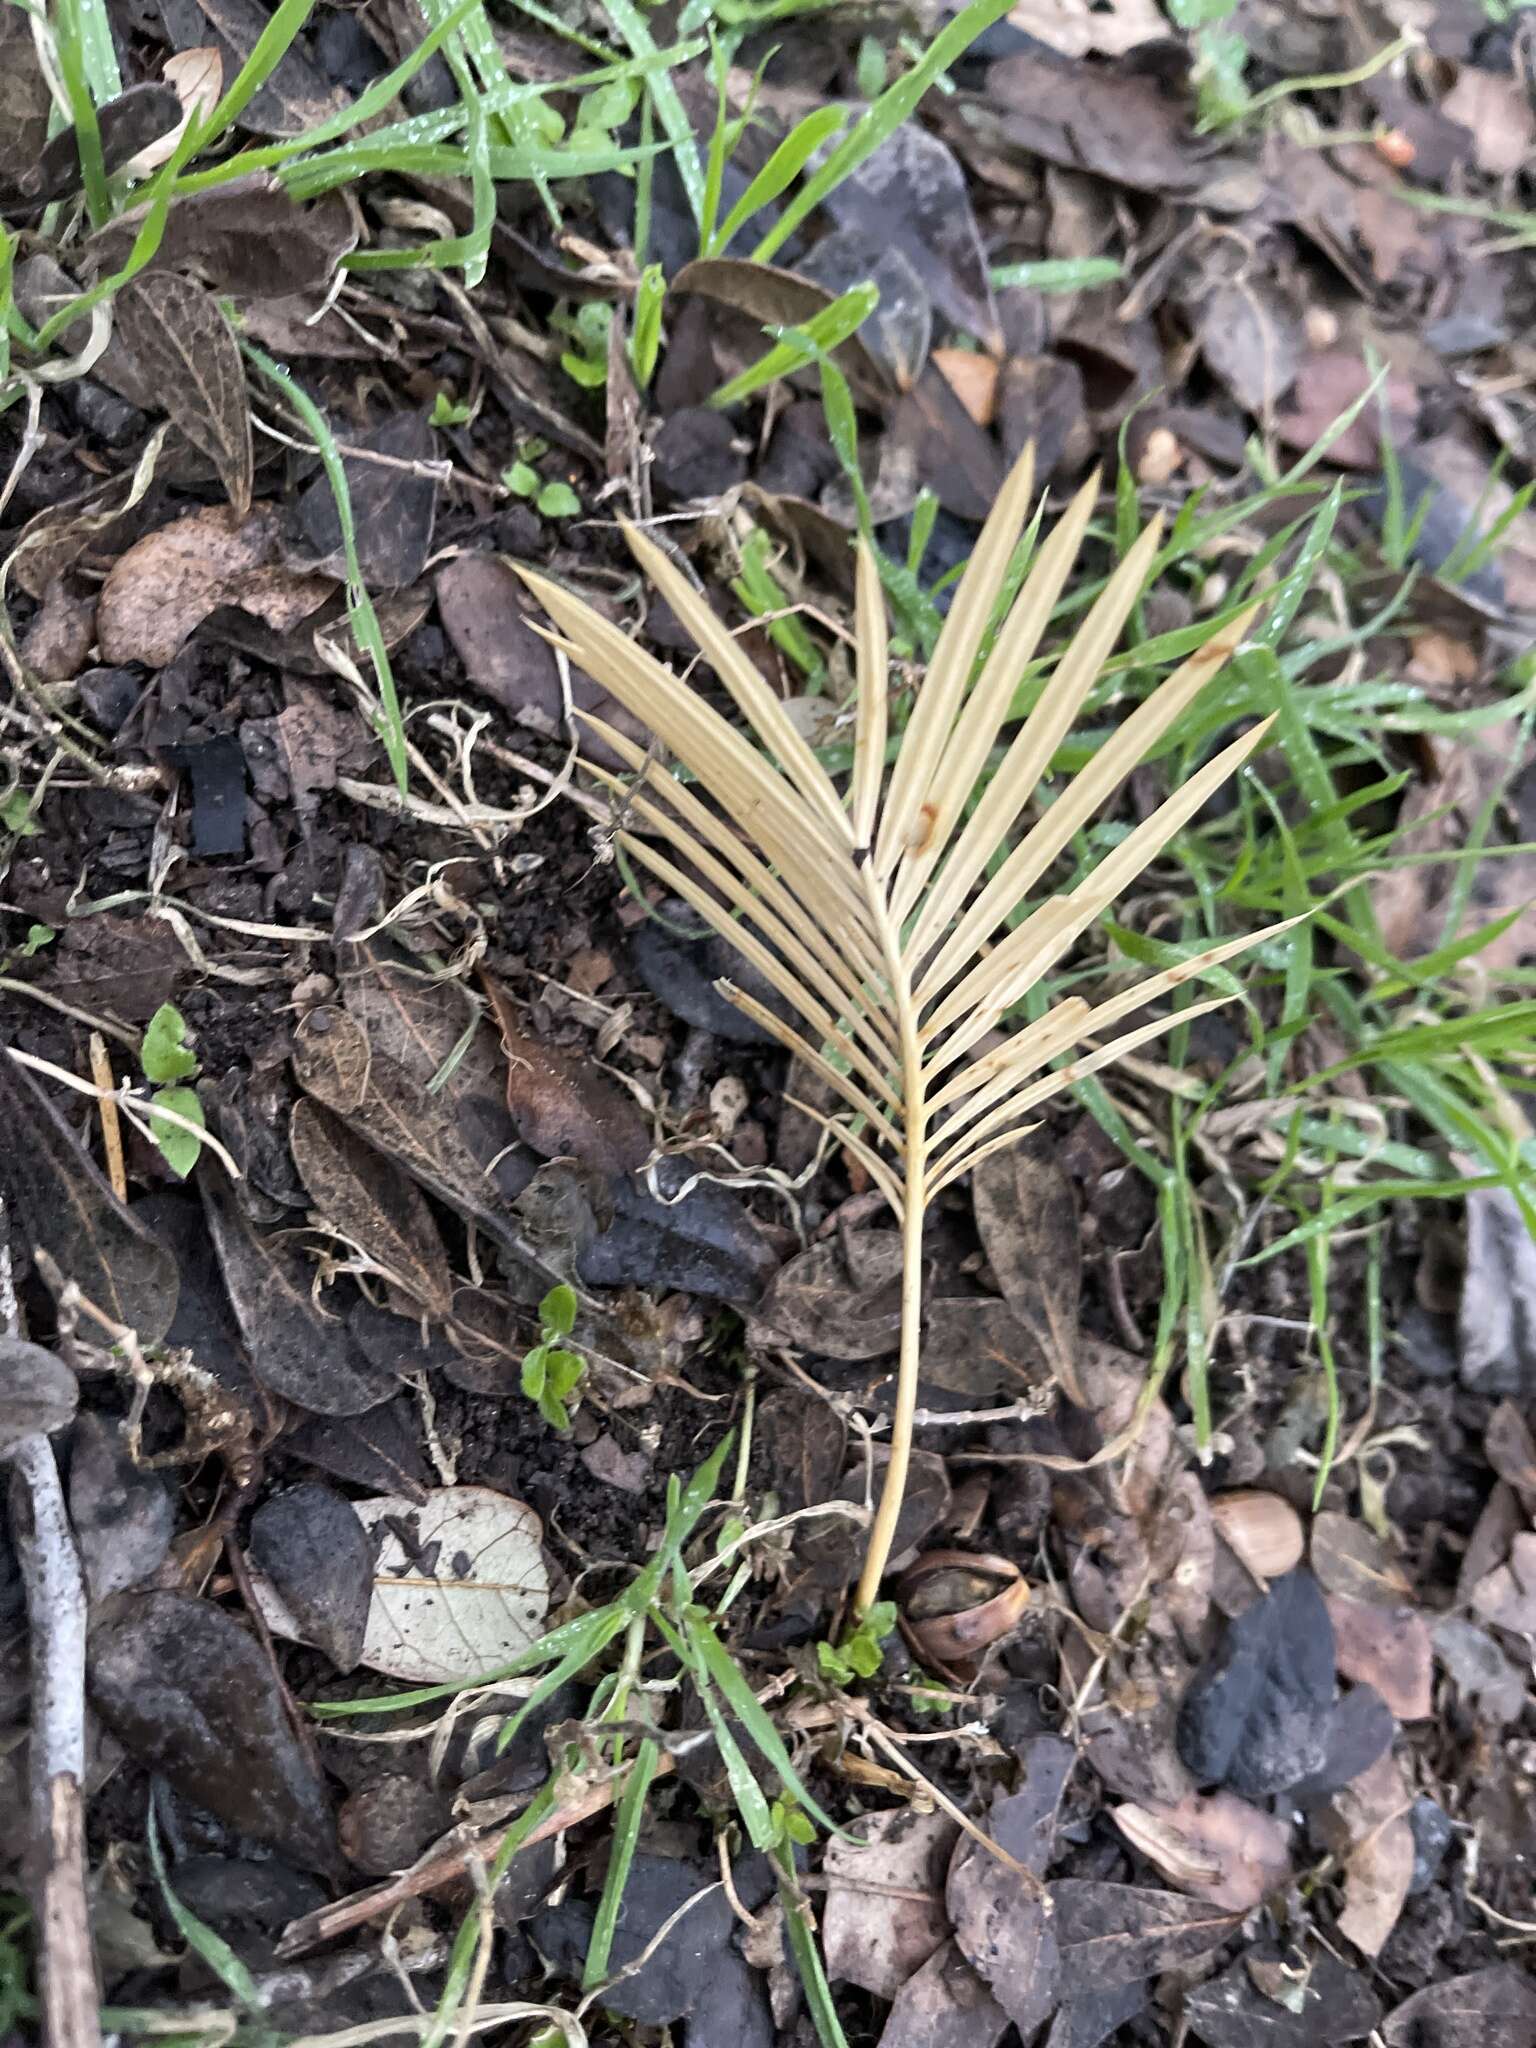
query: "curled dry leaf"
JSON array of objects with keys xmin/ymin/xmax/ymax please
[
  {"xmin": 121, "ymin": 46, "xmax": 222, "ymax": 178},
  {"xmin": 823, "ymin": 1808, "xmax": 958, "ymax": 1999},
  {"xmin": 1112, "ymin": 1789, "xmax": 1291, "ymax": 1913},
  {"xmin": 900, "ymin": 1550, "xmax": 1029, "ymax": 1667},
  {"xmin": 96, "ymin": 504, "xmax": 332, "ymax": 668}
]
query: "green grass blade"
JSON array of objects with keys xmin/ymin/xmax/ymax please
[
  {"xmin": 307, "ymin": 1607, "xmax": 615, "ymax": 1719},
  {"xmin": 582, "ymin": 1736, "xmax": 660, "ymax": 1990},
  {"xmin": 708, "ymin": 103, "xmax": 847, "ymax": 258},
  {"xmin": 51, "ymin": 6, "xmax": 111, "ymax": 223},
  {"xmin": 147, "ymin": 1796, "xmax": 263, "ymax": 2013},
  {"xmin": 774, "ymin": 1845, "xmax": 850, "ymax": 2048},
  {"xmin": 710, "ymin": 282, "xmax": 878, "ymax": 408},
  {"xmin": 625, "ymin": 1432, "xmax": 734, "ymax": 1613},
  {"xmin": 495, "ymin": 1605, "xmax": 630, "ymax": 1752},
  {"xmin": 749, "ymin": 0, "xmax": 1012, "ymax": 265},
  {"xmin": 240, "ymin": 342, "xmax": 409, "ymax": 793},
  {"xmin": 603, "ymin": 0, "xmax": 705, "ymax": 226},
  {"xmin": 685, "ymin": 1613, "xmax": 842, "ymax": 1835}
]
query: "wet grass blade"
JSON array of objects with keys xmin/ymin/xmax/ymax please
[
  {"xmin": 240, "ymin": 343, "xmax": 409, "ymax": 794},
  {"xmin": 685, "ymin": 1612, "xmax": 842, "ymax": 1835},
  {"xmin": 750, "ymin": 0, "xmax": 1013, "ymax": 264},
  {"xmin": 583, "ymin": 1736, "xmax": 660, "ymax": 1990}
]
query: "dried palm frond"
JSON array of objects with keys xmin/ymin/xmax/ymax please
[{"xmin": 520, "ymin": 448, "xmax": 1289, "ymax": 1614}]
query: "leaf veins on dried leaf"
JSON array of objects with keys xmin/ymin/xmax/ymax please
[{"xmin": 114, "ymin": 271, "xmax": 253, "ymax": 516}]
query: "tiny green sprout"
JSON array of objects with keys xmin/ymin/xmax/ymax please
[
  {"xmin": 503, "ymin": 460, "xmax": 539, "ymax": 498},
  {"xmin": 816, "ymin": 1600, "xmax": 897, "ymax": 1687},
  {"xmin": 521, "ymin": 1283, "xmax": 585, "ymax": 1431},
  {"xmin": 906, "ymin": 1683, "xmax": 952, "ymax": 1718},
  {"xmin": 139, "ymin": 1003, "xmax": 205, "ymax": 1179},
  {"xmin": 630, "ymin": 264, "xmax": 665, "ymax": 389},
  {"xmin": 768, "ymin": 1794, "xmax": 816, "ymax": 1849},
  {"xmin": 20, "ymin": 924, "xmax": 53, "ymax": 957},
  {"xmin": 0, "ymin": 790, "xmax": 39, "ymax": 838},
  {"xmin": 536, "ymin": 481, "xmax": 581, "ymax": 520},
  {"xmin": 430, "ymin": 390, "xmax": 473, "ymax": 427},
  {"xmin": 556, "ymin": 301, "xmax": 613, "ymax": 390}
]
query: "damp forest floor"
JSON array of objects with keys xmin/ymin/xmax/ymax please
[{"xmin": 2, "ymin": 3, "xmax": 1536, "ymax": 2047}]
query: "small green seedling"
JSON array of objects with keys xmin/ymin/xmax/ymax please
[
  {"xmin": 0, "ymin": 789, "xmax": 39, "ymax": 838},
  {"xmin": 521, "ymin": 1284, "xmax": 585, "ymax": 1430},
  {"xmin": 555, "ymin": 301, "xmax": 612, "ymax": 389},
  {"xmin": 816, "ymin": 1601, "xmax": 897, "ymax": 1687},
  {"xmin": 502, "ymin": 460, "xmax": 582, "ymax": 521},
  {"xmin": 630, "ymin": 263, "xmax": 666, "ymax": 388},
  {"xmin": 430, "ymin": 390, "xmax": 474, "ymax": 427},
  {"xmin": 140, "ymin": 1003, "xmax": 205, "ymax": 1179},
  {"xmin": 18, "ymin": 924, "xmax": 53, "ymax": 958},
  {"xmin": 768, "ymin": 1793, "xmax": 816, "ymax": 1849}
]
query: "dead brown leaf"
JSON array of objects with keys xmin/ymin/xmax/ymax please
[
  {"xmin": 876, "ymin": 1939, "xmax": 1010, "ymax": 2048},
  {"xmin": 823, "ymin": 1808, "xmax": 958, "ymax": 1998},
  {"xmin": 482, "ymin": 977, "xmax": 649, "ymax": 1177},
  {"xmin": 1003, "ymin": 0, "xmax": 1171, "ymax": 55},
  {"xmin": 1325, "ymin": 1594, "xmax": 1433, "ymax": 1721},
  {"xmin": 1486, "ymin": 1402, "xmax": 1536, "ymax": 1512},
  {"xmin": 671, "ymin": 257, "xmax": 893, "ymax": 400},
  {"xmin": 1310, "ymin": 1511, "xmax": 1414, "ymax": 1606},
  {"xmin": 945, "ymin": 1740, "xmax": 1071, "ymax": 2037},
  {"xmin": 1372, "ymin": 720, "xmax": 1536, "ymax": 973},
  {"xmin": 1050, "ymin": 1880, "xmax": 1241, "ymax": 1985},
  {"xmin": 96, "ymin": 505, "xmax": 331, "ymax": 667},
  {"xmin": 1112, "ymin": 1789, "xmax": 1292, "ymax": 1911},
  {"xmin": 748, "ymin": 1234, "xmax": 903, "ymax": 1358},
  {"xmin": 88, "ymin": 174, "xmax": 356, "ymax": 300},
  {"xmin": 1316, "ymin": 1750, "xmax": 1414, "ymax": 1958},
  {"xmin": 20, "ymin": 575, "xmax": 96, "ymax": 683},
  {"xmin": 901, "ymin": 1551, "xmax": 1029, "ymax": 1667},
  {"xmin": 1473, "ymin": 1530, "xmax": 1536, "ymax": 1641},
  {"xmin": 971, "ymin": 1146, "xmax": 1081, "ymax": 1400},
  {"xmin": 943, "ymin": 55, "xmax": 1260, "ymax": 210},
  {"xmin": 1441, "ymin": 66, "xmax": 1536, "ymax": 177},
  {"xmin": 290, "ymin": 1099, "xmax": 452, "ymax": 1319},
  {"xmin": 1275, "ymin": 351, "xmax": 1418, "ymax": 468}
]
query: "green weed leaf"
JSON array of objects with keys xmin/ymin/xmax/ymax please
[
  {"xmin": 141, "ymin": 1003, "xmax": 198, "ymax": 1083},
  {"xmin": 149, "ymin": 1087, "xmax": 205, "ymax": 1178}
]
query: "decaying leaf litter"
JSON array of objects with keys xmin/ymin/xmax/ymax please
[{"xmin": 1, "ymin": 0, "xmax": 1535, "ymax": 2043}]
